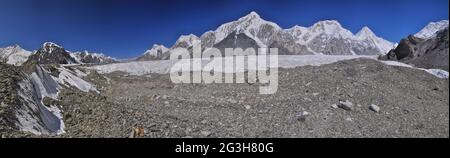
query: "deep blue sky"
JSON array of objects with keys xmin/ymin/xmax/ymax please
[{"xmin": 0, "ymin": 0, "xmax": 448, "ymax": 58}]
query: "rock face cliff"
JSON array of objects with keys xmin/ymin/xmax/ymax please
[
  {"xmin": 380, "ymin": 27, "xmax": 449, "ymax": 71},
  {"xmin": 25, "ymin": 42, "xmax": 78, "ymax": 65}
]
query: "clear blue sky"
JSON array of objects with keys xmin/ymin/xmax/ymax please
[{"xmin": 0, "ymin": 0, "xmax": 448, "ymax": 58}]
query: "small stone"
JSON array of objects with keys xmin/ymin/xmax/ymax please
[
  {"xmin": 369, "ymin": 104, "xmax": 380, "ymax": 112},
  {"xmin": 338, "ymin": 100, "xmax": 353, "ymax": 111},
  {"xmin": 228, "ymin": 99, "xmax": 237, "ymax": 104},
  {"xmin": 244, "ymin": 105, "xmax": 251, "ymax": 110},
  {"xmin": 357, "ymin": 104, "xmax": 362, "ymax": 107},
  {"xmin": 432, "ymin": 86, "xmax": 440, "ymax": 91},
  {"xmin": 330, "ymin": 104, "xmax": 338, "ymax": 109},
  {"xmin": 297, "ymin": 111, "xmax": 310, "ymax": 122},
  {"xmin": 0, "ymin": 102, "xmax": 7, "ymax": 108},
  {"xmin": 200, "ymin": 120, "xmax": 208, "ymax": 124},
  {"xmin": 129, "ymin": 130, "xmax": 135, "ymax": 138},
  {"xmin": 345, "ymin": 117, "xmax": 353, "ymax": 121},
  {"xmin": 313, "ymin": 93, "xmax": 319, "ymax": 96},
  {"xmin": 304, "ymin": 97, "xmax": 312, "ymax": 102},
  {"xmin": 201, "ymin": 131, "xmax": 211, "ymax": 137},
  {"xmin": 305, "ymin": 82, "xmax": 312, "ymax": 86}
]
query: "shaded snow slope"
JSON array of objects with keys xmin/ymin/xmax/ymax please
[{"xmin": 14, "ymin": 65, "xmax": 98, "ymax": 135}]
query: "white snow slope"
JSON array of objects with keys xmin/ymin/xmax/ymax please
[
  {"xmin": 0, "ymin": 45, "xmax": 32, "ymax": 66},
  {"xmin": 15, "ymin": 65, "xmax": 98, "ymax": 135},
  {"xmin": 414, "ymin": 20, "xmax": 449, "ymax": 39},
  {"xmin": 89, "ymin": 55, "xmax": 448, "ymax": 79}
]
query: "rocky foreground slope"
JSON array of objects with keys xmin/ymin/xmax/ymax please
[{"xmin": 2, "ymin": 58, "xmax": 447, "ymax": 138}]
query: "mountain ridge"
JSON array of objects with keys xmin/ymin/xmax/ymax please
[{"xmin": 137, "ymin": 11, "xmax": 396, "ymax": 60}]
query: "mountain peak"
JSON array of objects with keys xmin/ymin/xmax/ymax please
[
  {"xmin": 237, "ymin": 11, "xmax": 266, "ymax": 25},
  {"xmin": 182, "ymin": 34, "xmax": 197, "ymax": 38},
  {"xmin": 0, "ymin": 44, "xmax": 31, "ymax": 66},
  {"xmin": 2, "ymin": 44, "xmax": 23, "ymax": 50},
  {"xmin": 310, "ymin": 20, "xmax": 346, "ymax": 34},
  {"xmin": 152, "ymin": 44, "xmax": 164, "ymax": 48},
  {"xmin": 314, "ymin": 20, "xmax": 342, "ymax": 27},
  {"xmin": 144, "ymin": 44, "xmax": 169, "ymax": 55},
  {"xmin": 287, "ymin": 25, "xmax": 308, "ymax": 30},
  {"xmin": 285, "ymin": 25, "xmax": 308, "ymax": 38},
  {"xmin": 173, "ymin": 34, "xmax": 200, "ymax": 48},
  {"xmin": 415, "ymin": 20, "xmax": 449, "ymax": 39},
  {"xmin": 243, "ymin": 11, "xmax": 260, "ymax": 19},
  {"xmin": 308, "ymin": 20, "xmax": 354, "ymax": 38},
  {"xmin": 177, "ymin": 34, "xmax": 198, "ymax": 43},
  {"xmin": 356, "ymin": 26, "xmax": 376, "ymax": 38},
  {"xmin": 41, "ymin": 42, "xmax": 65, "ymax": 54},
  {"xmin": 43, "ymin": 42, "xmax": 62, "ymax": 48}
]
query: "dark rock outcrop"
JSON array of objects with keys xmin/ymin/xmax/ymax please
[
  {"xmin": 24, "ymin": 42, "xmax": 77, "ymax": 65},
  {"xmin": 380, "ymin": 27, "xmax": 449, "ymax": 71},
  {"xmin": 72, "ymin": 51, "xmax": 118, "ymax": 64}
]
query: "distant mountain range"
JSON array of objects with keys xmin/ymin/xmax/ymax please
[
  {"xmin": 1, "ymin": 12, "xmax": 448, "ymax": 66},
  {"xmin": 1, "ymin": 42, "xmax": 118, "ymax": 66},
  {"xmin": 137, "ymin": 11, "xmax": 397, "ymax": 60}
]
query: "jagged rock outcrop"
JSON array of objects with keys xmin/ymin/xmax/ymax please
[
  {"xmin": 24, "ymin": 42, "xmax": 77, "ymax": 65},
  {"xmin": 380, "ymin": 27, "xmax": 449, "ymax": 71},
  {"xmin": 71, "ymin": 51, "xmax": 118, "ymax": 64}
]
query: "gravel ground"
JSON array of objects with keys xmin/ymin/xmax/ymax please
[{"xmin": 2, "ymin": 58, "xmax": 448, "ymax": 138}]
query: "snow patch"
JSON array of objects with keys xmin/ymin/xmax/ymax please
[
  {"xmin": 16, "ymin": 74, "xmax": 64, "ymax": 135},
  {"xmin": 14, "ymin": 65, "xmax": 97, "ymax": 135},
  {"xmin": 421, "ymin": 69, "xmax": 449, "ymax": 79},
  {"xmin": 378, "ymin": 60, "xmax": 449, "ymax": 79},
  {"xmin": 55, "ymin": 67, "xmax": 98, "ymax": 93}
]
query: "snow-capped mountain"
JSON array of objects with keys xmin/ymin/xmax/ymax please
[
  {"xmin": 172, "ymin": 34, "xmax": 200, "ymax": 48},
  {"xmin": 137, "ymin": 44, "xmax": 170, "ymax": 61},
  {"xmin": 356, "ymin": 26, "xmax": 396, "ymax": 53},
  {"xmin": 0, "ymin": 45, "xmax": 32, "ymax": 66},
  {"xmin": 137, "ymin": 11, "xmax": 395, "ymax": 60},
  {"xmin": 23, "ymin": 42, "xmax": 117, "ymax": 65},
  {"xmin": 24, "ymin": 42, "xmax": 78, "ymax": 65},
  {"xmin": 414, "ymin": 20, "xmax": 449, "ymax": 39},
  {"xmin": 211, "ymin": 11, "xmax": 282, "ymax": 47},
  {"xmin": 71, "ymin": 50, "xmax": 118, "ymax": 64},
  {"xmin": 207, "ymin": 11, "xmax": 312, "ymax": 55},
  {"xmin": 286, "ymin": 20, "xmax": 396, "ymax": 55}
]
